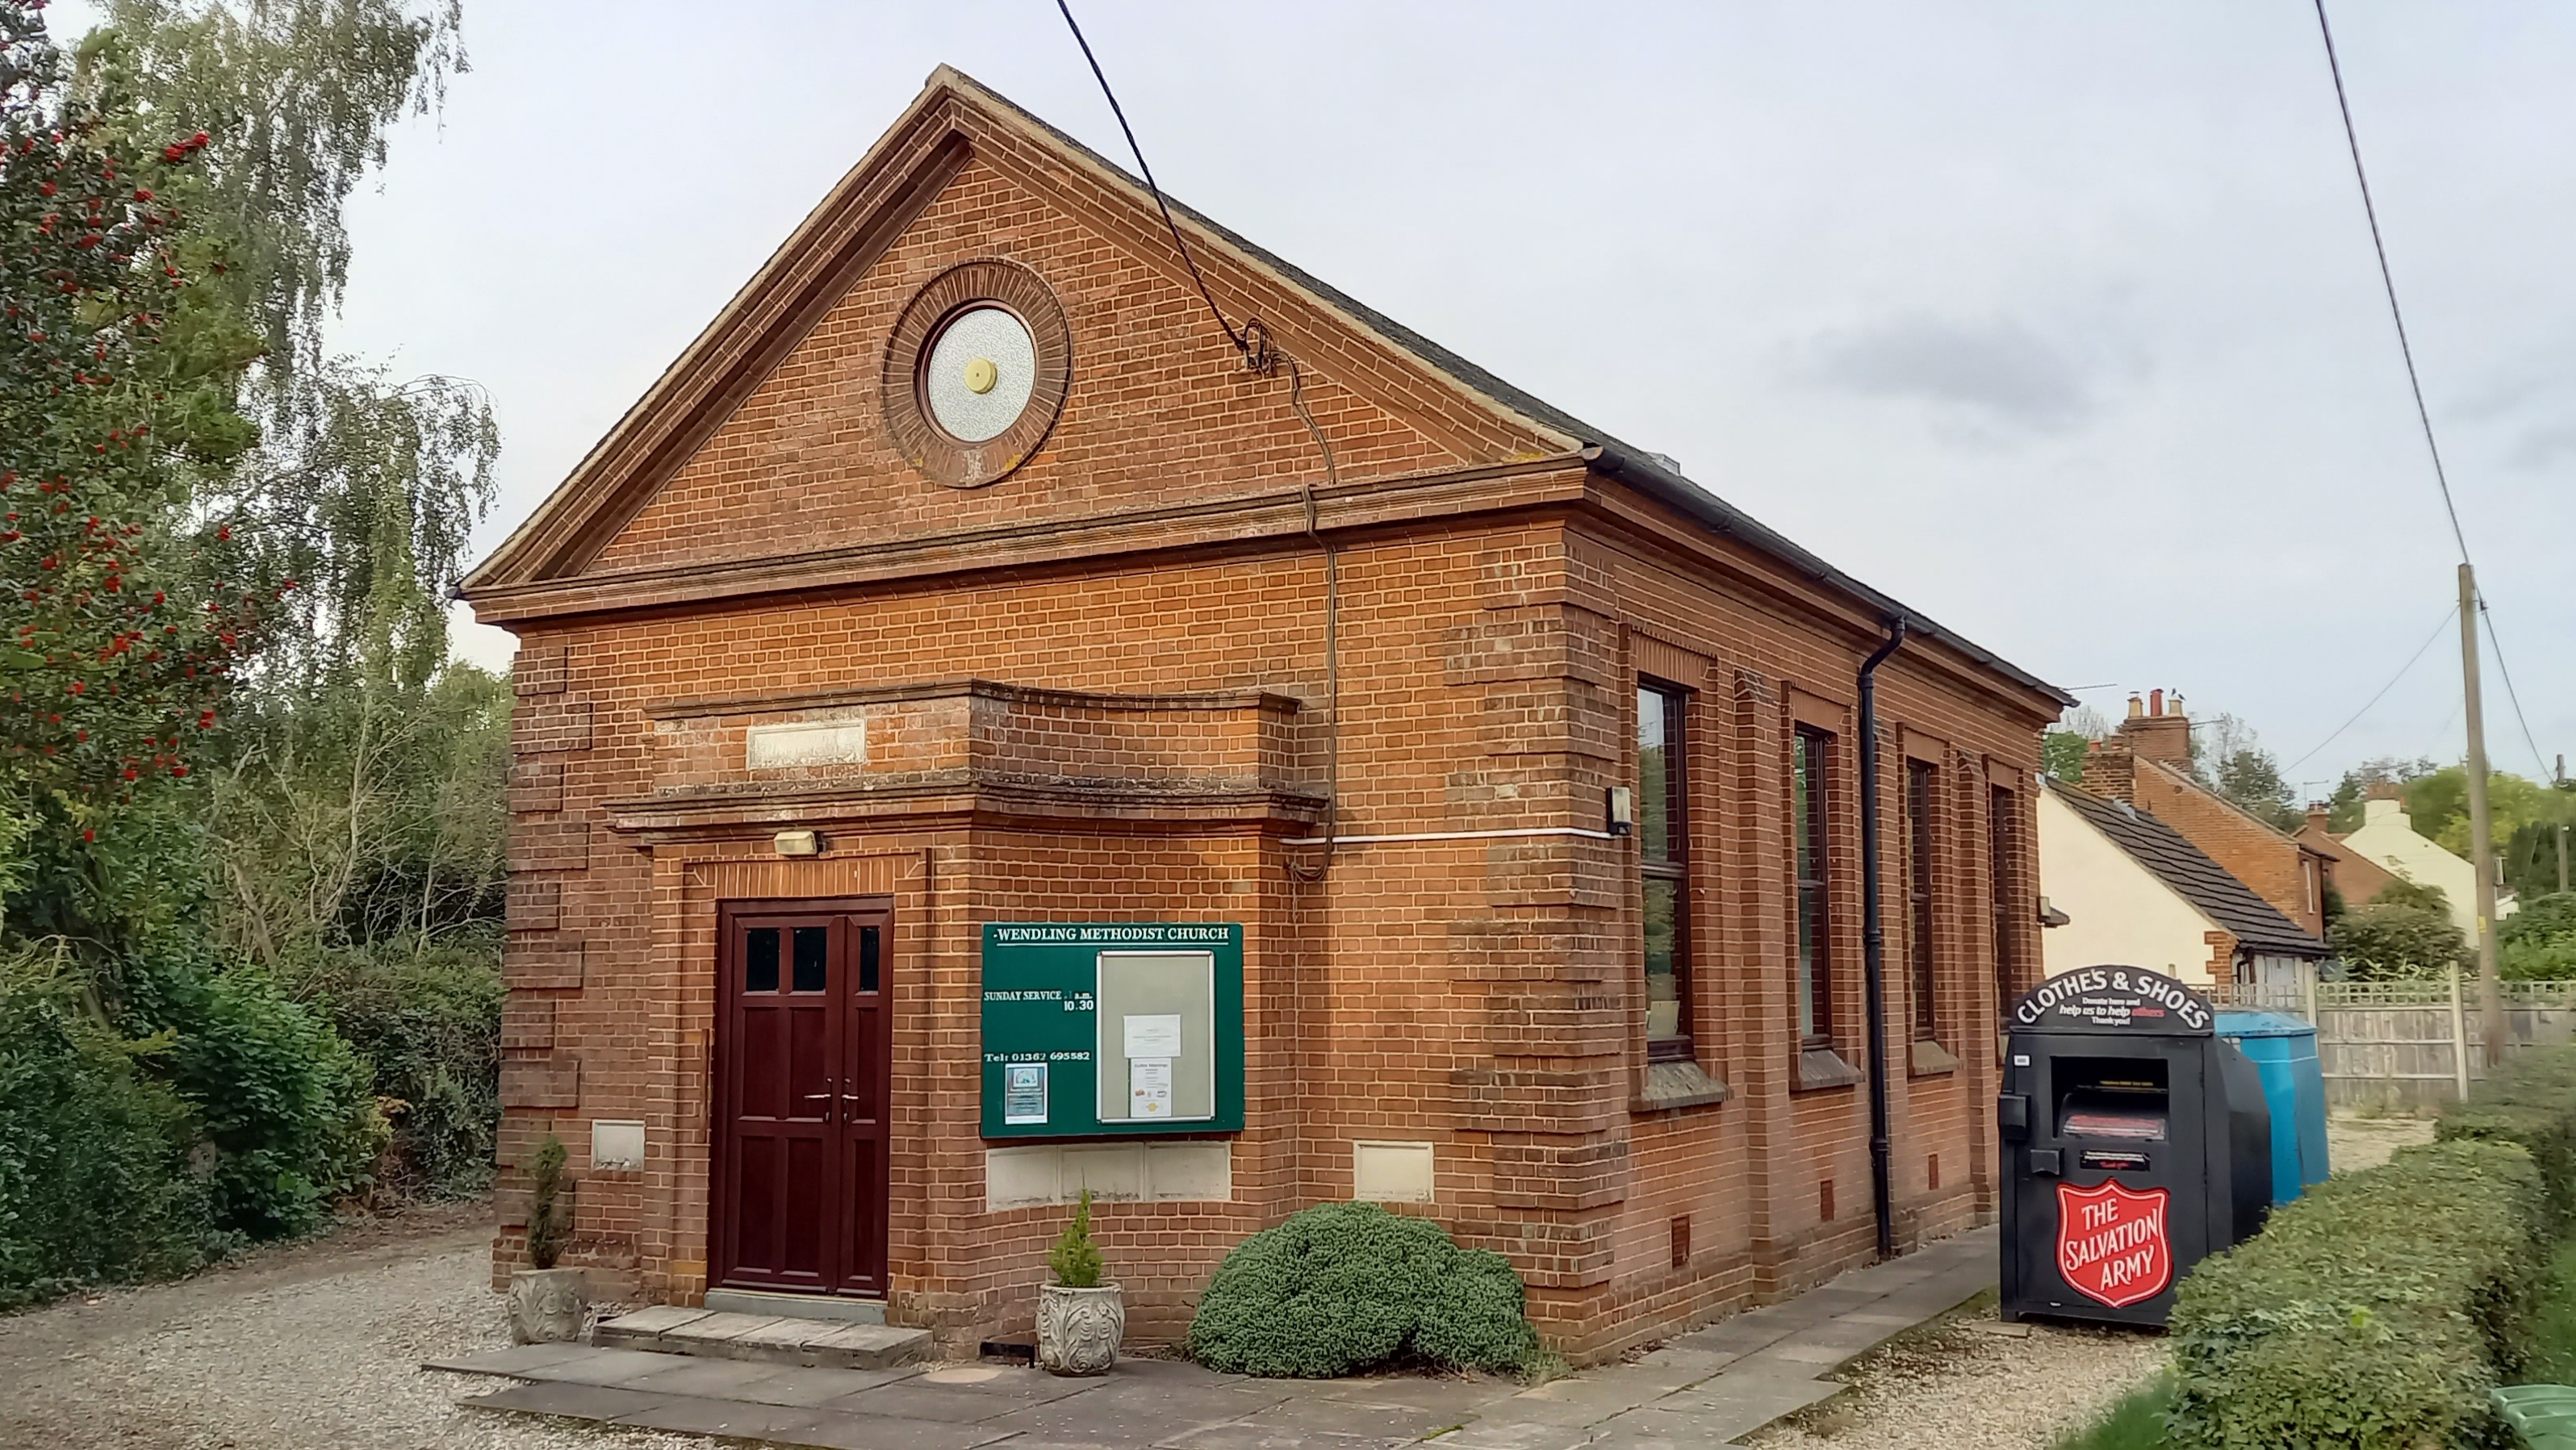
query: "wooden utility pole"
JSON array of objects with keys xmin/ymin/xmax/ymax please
[
  {"xmin": 2558, "ymin": 754, "xmax": 2569, "ymax": 896},
  {"xmin": 2461, "ymin": 563, "xmax": 2506, "ymax": 1066}
]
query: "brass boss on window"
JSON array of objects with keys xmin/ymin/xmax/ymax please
[{"xmin": 881, "ymin": 259, "xmax": 1072, "ymax": 488}]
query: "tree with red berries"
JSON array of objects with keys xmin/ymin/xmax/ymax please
[{"xmin": 0, "ymin": 7, "xmax": 270, "ymax": 848}]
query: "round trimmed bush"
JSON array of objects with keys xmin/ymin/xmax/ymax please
[{"xmin": 1185, "ymin": 1201, "xmax": 1539, "ymax": 1377}]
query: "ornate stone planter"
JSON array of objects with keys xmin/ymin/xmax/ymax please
[
  {"xmin": 508, "ymin": 1267, "xmax": 589, "ymax": 1344},
  {"xmin": 1035, "ymin": 1282, "xmax": 1123, "ymax": 1376}
]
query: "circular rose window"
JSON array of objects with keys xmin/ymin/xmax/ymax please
[
  {"xmin": 923, "ymin": 307, "xmax": 1037, "ymax": 442},
  {"xmin": 884, "ymin": 261, "xmax": 1070, "ymax": 488}
]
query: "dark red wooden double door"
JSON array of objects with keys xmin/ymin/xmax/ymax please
[{"xmin": 712, "ymin": 900, "xmax": 890, "ymax": 1298}]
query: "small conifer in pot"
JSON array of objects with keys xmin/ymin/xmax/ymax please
[
  {"xmin": 1037, "ymin": 1189, "xmax": 1123, "ymax": 1374},
  {"xmin": 507, "ymin": 1134, "xmax": 587, "ymax": 1343}
]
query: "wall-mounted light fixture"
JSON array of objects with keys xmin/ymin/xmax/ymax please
[
  {"xmin": 773, "ymin": 829, "xmax": 823, "ymax": 857},
  {"xmin": 1607, "ymin": 786, "xmax": 1635, "ymax": 838}
]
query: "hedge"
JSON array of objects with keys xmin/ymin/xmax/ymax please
[
  {"xmin": 2162, "ymin": 1043, "xmax": 2576, "ymax": 1450},
  {"xmin": 2439, "ymin": 1042, "xmax": 2576, "ymax": 1234},
  {"xmin": 2168, "ymin": 1139, "xmax": 2546, "ymax": 1448},
  {"xmin": 1185, "ymin": 1201, "xmax": 1539, "ymax": 1377}
]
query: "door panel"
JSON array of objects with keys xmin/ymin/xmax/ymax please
[
  {"xmin": 713, "ymin": 902, "xmax": 892, "ymax": 1299},
  {"xmin": 834, "ymin": 920, "xmax": 891, "ymax": 1295}
]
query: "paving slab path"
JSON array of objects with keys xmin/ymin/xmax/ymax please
[{"xmin": 437, "ymin": 1226, "xmax": 1998, "ymax": 1450}]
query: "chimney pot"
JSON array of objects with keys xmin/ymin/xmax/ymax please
[
  {"xmin": 2127, "ymin": 693, "xmax": 2145, "ymax": 720},
  {"xmin": 2149, "ymin": 688, "xmax": 2164, "ymax": 716}
]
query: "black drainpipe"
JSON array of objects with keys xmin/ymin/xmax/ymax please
[{"xmin": 1858, "ymin": 615, "xmax": 1908, "ymax": 1263}]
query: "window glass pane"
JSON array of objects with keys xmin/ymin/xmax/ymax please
[
  {"xmin": 745, "ymin": 927, "xmax": 780, "ymax": 993},
  {"xmin": 1909, "ymin": 761, "xmax": 1936, "ymax": 1038},
  {"xmin": 1793, "ymin": 729, "xmax": 1830, "ymax": 1040},
  {"xmin": 858, "ymin": 925, "xmax": 881, "ymax": 993},
  {"xmin": 1638, "ymin": 686, "xmax": 1671, "ymax": 863},
  {"xmin": 1645, "ymin": 877, "xmax": 1682, "ymax": 1041},
  {"xmin": 792, "ymin": 926, "xmax": 828, "ymax": 992},
  {"xmin": 1803, "ymin": 736, "xmax": 1823, "ymax": 875},
  {"xmin": 1796, "ymin": 884, "xmax": 1821, "ymax": 1038}
]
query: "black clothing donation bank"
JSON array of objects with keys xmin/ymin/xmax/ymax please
[{"xmin": 1998, "ymin": 966, "xmax": 2271, "ymax": 1327}]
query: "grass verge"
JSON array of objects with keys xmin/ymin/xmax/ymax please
[{"xmin": 2050, "ymin": 1376, "xmax": 2172, "ymax": 1450}]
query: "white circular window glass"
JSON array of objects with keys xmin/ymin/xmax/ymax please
[{"xmin": 922, "ymin": 306, "xmax": 1037, "ymax": 442}]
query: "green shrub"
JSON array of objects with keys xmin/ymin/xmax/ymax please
[
  {"xmin": 1048, "ymin": 1189, "xmax": 1103, "ymax": 1288},
  {"xmin": 2328, "ymin": 900, "xmax": 2468, "ymax": 980},
  {"xmin": 0, "ymin": 982, "xmax": 210, "ymax": 1307},
  {"xmin": 2503, "ymin": 892, "xmax": 2576, "ymax": 981},
  {"xmin": 2167, "ymin": 1140, "xmax": 2546, "ymax": 1449},
  {"xmin": 165, "ymin": 967, "xmax": 387, "ymax": 1240},
  {"xmin": 288, "ymin": 938, "xmax": 503, "ymax": 1197},
  {"xmin": 2438, "ymin": 1042, "xmax": 2576, "ymax": 1232},
  {"xmin": 1186, "ymin": 1201, "xmax": 1539, "ymax": 1377},
  {"xmin": 2522, "ymin": 1237, "xmax": 2576, "ymax": 1388}
]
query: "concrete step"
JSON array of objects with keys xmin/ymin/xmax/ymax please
[{"xmin": 594, "ymin": 1307, "xmax": 929, "ymax": 1370}]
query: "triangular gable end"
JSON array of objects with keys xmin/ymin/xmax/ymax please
[{"xmin": 464, "ymin": 67, "xmax": 1580, "ymax": 595}]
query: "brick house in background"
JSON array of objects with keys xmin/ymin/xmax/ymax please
[
  {"xmin": 2295, "ymin": 804, "xmax": 2400, "ymax": 912},
  {"xmin": 2037, "ymin": 777, "xmax": 2329, "ymax": 989},
  {"xmin": 2080, "ymin": 692, "xmax": 2333, "ymax": 938},
  {"xmin": 459, "ymin": 67, "xmax": 2068, "ymax": 1362}
]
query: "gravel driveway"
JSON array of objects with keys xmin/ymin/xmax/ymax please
[
  {"xmin": 1745, "ymin": 1302, "xmax": 2164, "ymax": 1450},
  {"xmin": 0, "ymin": 1200, "xmax": 699, "ymax": 1450}
]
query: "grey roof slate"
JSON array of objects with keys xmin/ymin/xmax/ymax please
[
  {"xmin": 970, "ymin": 78, "xmax": 2072, "ymax": 708},
  {"xmin": 2046, "ymin": 776, "xmax": 2327, "ymax": 959}
]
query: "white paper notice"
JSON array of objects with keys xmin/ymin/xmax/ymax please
[
  {"xmin": 1130, "ymin": 1058, "xmax": 1173, "ymax": 1119},
  {"xmin": 1123, "ymin": 1013, "xmax": 1184, "ymax": 1059}
]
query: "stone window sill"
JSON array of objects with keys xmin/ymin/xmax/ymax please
[
  {"xmin": 1796, "ymin": 1046, "xmax": 1864, "ymax": 1092},
  {"xmin": 1634, "ymin": 1060, "xmax": 1731, "ymax": 1113},
  {"xmin": 1910, "ymin": 1039, "xmax": 1961, "ymax": 1077}
]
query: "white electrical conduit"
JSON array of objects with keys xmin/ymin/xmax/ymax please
[{"xmin": 1280, "ymin": 826, "xmax": 1618, "ymax": 847}]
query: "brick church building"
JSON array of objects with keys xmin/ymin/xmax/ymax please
[{"xmin": 461, "ymin": 67, "xmax": 2070, "ymax": 1362}]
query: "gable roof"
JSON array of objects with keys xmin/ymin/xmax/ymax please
[
  {"xmin": 459, "ymin": 67, "xmax": 2070, "ymax": 709},
  {"xmin": 2136, "ymin": 757, "xmax": 2331, "ymax": 859},
  {"xmin": 2045, "ymin": 776, "xmax": 2326, "ymax": 959}
]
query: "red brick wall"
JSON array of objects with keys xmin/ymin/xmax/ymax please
[{"xmin": 474, "ymin": 88, "xmax": 2058, "ymax": 1364}]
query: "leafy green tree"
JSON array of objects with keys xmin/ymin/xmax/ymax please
[
  {"xmin": 0, "ymin": 0, "xmax": 496, "ymax": 1302},
  {"xmin": 0, "ymin": 13, "xmax": 268, "ymax": 866},
  {"xmin": 2043, "ymin": 729, "xmax": 2090, "ymax": 784},
  {"xmin": 2402, "ymin": 767, "xmax": 2568, "ymax": 863},
  {"xmin": 2325, "ymin": 755, "xmax": 2439, "ymax": 833},
  {"xmin": 2185, "ymin": 711, "xmax": 2302, "ymax": 832}
]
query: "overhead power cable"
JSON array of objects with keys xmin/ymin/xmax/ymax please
[
  {"xmin": 1052, "ymin": 0, "xmax": 1339, "ymax": 876},
  {"xmin": 2312, "ymin": 0, "xmax": 2471, "ymax": 566},
  {"xmin": 2481, "ymin": 606, "xmax": 2553, "ymax": 779},
  {"xmin": 1053, "ymin": 0, "xmax": 1253, "ymax": 364},
  {"xmin": 2282, "ymin": 603, "xmax": 2456, "ymax": 774}
]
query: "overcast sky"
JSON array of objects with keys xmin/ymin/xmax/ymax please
[{"xmin": 180, "ymin": 2, "xmax": 2576, "ymax": 795}]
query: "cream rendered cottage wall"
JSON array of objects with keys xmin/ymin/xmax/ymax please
[
  {"xmin": 2037, "ymin": 787, "xmax": 2224, "ymax": 986},
  {"xmin": 2338, "ymin": 798, "xmax": 2515, "ymax": 941}
]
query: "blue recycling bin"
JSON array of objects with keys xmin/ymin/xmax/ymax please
[{"xmin": 2215, "ymin": 1009, "xmax": 2329, "ymax": 1205}]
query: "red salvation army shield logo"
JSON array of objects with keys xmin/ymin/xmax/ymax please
[{"xmin": 2056, "ymin": 1180, "xmax": 2172, "ymax": 1309}]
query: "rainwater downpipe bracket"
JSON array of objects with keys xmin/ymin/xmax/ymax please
[{"xmin": 1858, "ymin": 615, "xmax": 1908, "ymax": 1263}]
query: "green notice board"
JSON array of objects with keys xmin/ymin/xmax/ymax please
[{"xmin": 981, "ymin": 922, "xmax": 1244, "ymax": 1139}]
